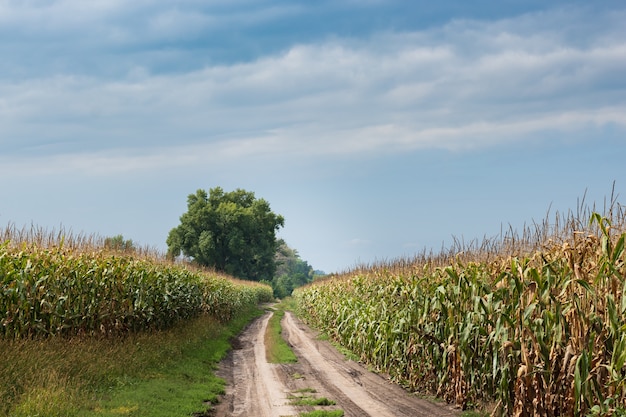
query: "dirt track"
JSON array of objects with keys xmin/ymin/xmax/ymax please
[{"xmin": 212, "ymin": 310, "xmax": 459, "ymax": 417}]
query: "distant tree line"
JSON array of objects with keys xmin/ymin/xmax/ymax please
[
  {"xmin": 103, "ymin": 235, "xmax": 135, "ymax": 252},
  {"xmin": 269, "ymin": 240, "xmax": 325, "ymax": 298}
]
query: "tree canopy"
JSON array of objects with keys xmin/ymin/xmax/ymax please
[
  {"xmin": 269, "ymin": 240, "xmax": 326, "ymax": 298},
  {"xmin": 166, "ymin": 187, "xmax": 285, "ymax": 281},
  {"xmin": 103, "ymin": 235, "xmax": 135, "ymax": 253}
]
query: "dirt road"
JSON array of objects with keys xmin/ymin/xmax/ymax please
[{"xmin": 212, "ymin": 310, "xmax": 459, "ymax": 417}]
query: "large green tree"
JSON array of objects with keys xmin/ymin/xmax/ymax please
[{"xmin": 166, "ymin": 187, "xmax": 285, "ymax": 281}]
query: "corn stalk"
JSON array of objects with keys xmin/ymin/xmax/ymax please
[{"xmin": 295, "ymin": 213, "xmax": 626, "ymax": 416}]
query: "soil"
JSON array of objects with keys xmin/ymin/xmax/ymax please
[{"xmin": 211, "ymin": 310, "xmax": 459, "ymax": 417}]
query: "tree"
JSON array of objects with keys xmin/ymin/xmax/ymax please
[
  {"xmin": 104, "ymin": 234, "xmax": 135, "ymax": 253},
  {"xmin": 271, "ymin": 240, "xmax": 315, "ymax": 298},
  {"xmin": 166, "ymin": 187, "xmax": 285, "ymax": 281}
]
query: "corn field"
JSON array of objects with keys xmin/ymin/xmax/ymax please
[
  {"xmin": 295, "ymin": 208, "xmax": 626, "ymax": 416},
  {"xmin": 0, "ymin": 226, "xmax": 273, "ymax": 339}
]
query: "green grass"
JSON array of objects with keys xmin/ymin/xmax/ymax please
[
  {"xmin": 280, "ymin": 296, "xmax": 298, "ymax": 312},
  {"xmin": 299, "ymin": 410, "xmax": 344, "ymax": 417},
  {"xmin": 1, "ymin": 307, "xmax": 263, "ymax": 417},
  {"xmin": 294, "ymin": 387, "xmax": 317, "ymax": 394},
  {"xmin": 290, "ymin": 396, "xmax": 336, "ymax": 406},
  {"xmin": 265, "ymin": 301, "xmax": 298, "ymax": 364}
]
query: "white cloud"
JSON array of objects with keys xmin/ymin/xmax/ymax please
[
  {"xmin": 1, "ymin": 5, "xmax": 625, "ymax": 175},
  {"xmin": 4, "ymin": 102, "xmax": 625, "ymax": 178},
  {"xmin": 146, "ymin": 9, "xmax": 214, "ymax": 39},
  {"xmin": 347, "ymin": 238, "xmax": 371, "ymax": 246},
  {"xmin": 0, "ymin": 0, "xmax": 302, "ymax": 45}
]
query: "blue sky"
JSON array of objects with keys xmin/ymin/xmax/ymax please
[{"xmin": 1, "ymin": 0, "xmax": 625, "ymax": 273}]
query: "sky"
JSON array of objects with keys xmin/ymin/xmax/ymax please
[{"xmin": 1, "ymin": 0, "xmax": 625, "ymax": 273}]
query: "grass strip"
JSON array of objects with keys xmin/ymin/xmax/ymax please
[
  {"xmin": 1, "ymin": 307, "xmax": 263, "ymax": 417},
  {"xmin": 299, "ymin": 411, "xmax": 344, "ymax": 417},
  {"xmin": 265, "ymin": 301, "xmax": 297, "ymax": 364},
  {"xmin": 289, "ymin": 395, "xmax": 336, "ymax": 406}
]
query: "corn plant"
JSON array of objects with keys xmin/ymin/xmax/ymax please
[
  {"xmin": 295, "ymin": 210, "xmax": 626, "ymax": 416},
  {"xmin": 1, "ymin": 235, "xmax": 273, "ymax": 339}
]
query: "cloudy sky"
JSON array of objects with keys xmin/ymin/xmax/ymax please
[{"xmin": 1, "ymin": 0, "xmax": 625, "ymax": 273}]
